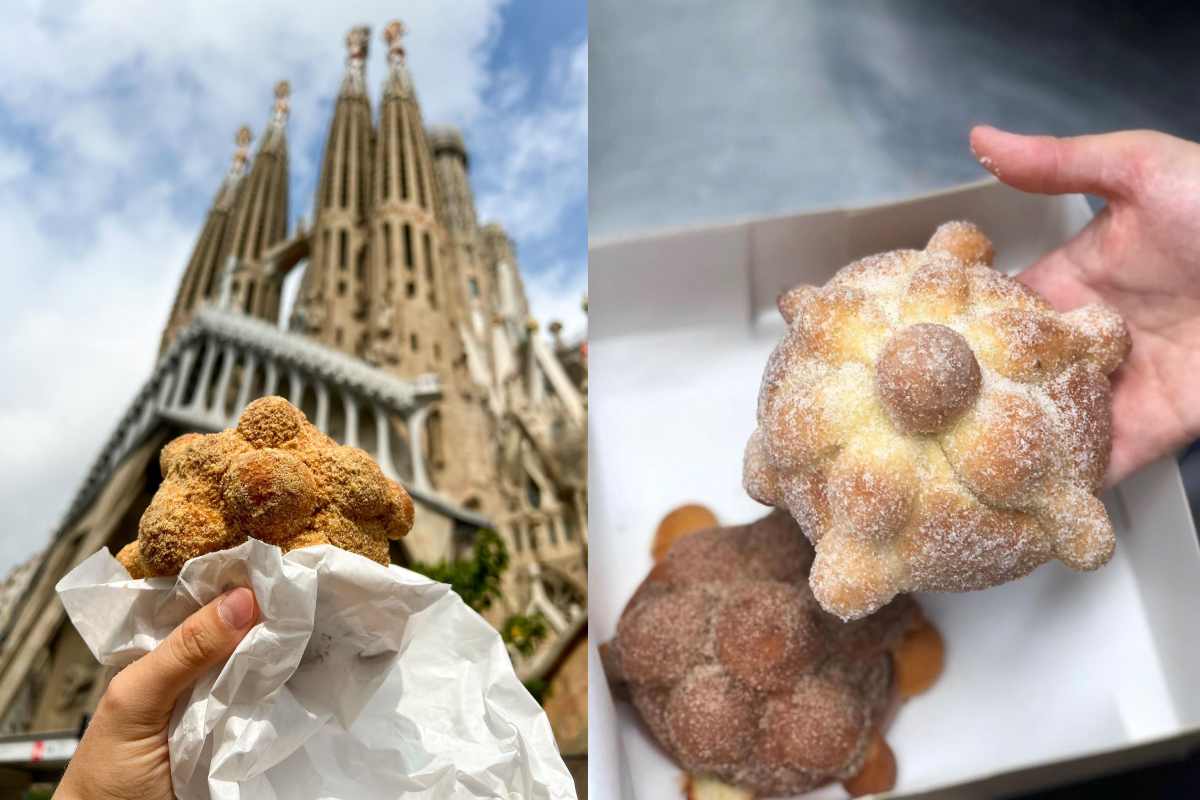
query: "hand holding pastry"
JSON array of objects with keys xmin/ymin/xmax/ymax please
[
  {"xmin": 56, "ymin": 589, "xmax": 259, "ymax": 800},
  {"xmin": 972, "ymin": 125, "xmax": 1200, "ymax": 484}
]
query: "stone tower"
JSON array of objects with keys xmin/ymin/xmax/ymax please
[
  {"xmin": 481, "ymin": 223, "xmax": 531, "ymax": 346},
  {"xmin": 428, "ymin": 126, "xmax": 487, "ymax": 336},
  {"xmin": 158, "ymin": 126, "xmax": 251, "ymax": 351},
  {"xmin": 292, "ymin": 25, "xmax": 374, "ymax": 353},
  {"xmin": 224, "ymin": 80, "xmax": 292, "ymax": 323},
  {"xmin": 159, "ymin": 81, "xmax": 293, "ymax": 352},
  {"xmin": 288, "ymin": 23, "xmax": 502, "ymax": 512}
]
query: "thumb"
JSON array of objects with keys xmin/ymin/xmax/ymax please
[
  {"xmin": 970, "ymin": 125, "xmax": 1140, "ymax": 199},
  {"xmin": 103, "ymin": 587, "xmax": 258, "ymax": 730}
]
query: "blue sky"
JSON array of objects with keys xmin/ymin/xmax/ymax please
[{"xmin": 0, "ymin": 0, "xmax": 587, "ymax": 576}]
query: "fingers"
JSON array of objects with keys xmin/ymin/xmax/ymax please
[
  {"xmin": 104, "ymin": 587, "xmax": 258, "ymax": 730},
  {"xmin": 970, "ymin": 125, "xmax": 1142, "ymax": 199}
]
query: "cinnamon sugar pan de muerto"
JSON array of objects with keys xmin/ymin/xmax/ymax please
[
  {"xmin": 744, "ymin": 221, "xmax": 1131, "ymax": 620},
  {"xmin": 117, "ymin": 396, "xmax": 414, "ymax": 578},
  {"xmin": 603, "ymin": 508, "xmax": 944, "ymax": 798}
]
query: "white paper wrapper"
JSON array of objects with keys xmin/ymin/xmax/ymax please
[{"xmin": 56, "ymin": 539, "xmax": 577, "ymax": 800}]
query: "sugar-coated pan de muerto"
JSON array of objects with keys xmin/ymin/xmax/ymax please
[
  {"xmin": 744, "ymin": 221, "xmax": 1131, "ymax": 620},
  {"xmin": 117, "ymin": 396, "xmax": 414, "ymax": 577},
  {"xmin": 602, "ymin": 507, "xmax": 943, "ymax": 798}
]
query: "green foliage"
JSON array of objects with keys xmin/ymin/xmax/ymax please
[
  {"xmin": 502, "ymin": 612, "xmax": 550, "ymax": 658},
  {"xmin": 410, "ymin": 528, "xmax": 509, "ymax": 612},
  {"xmin": 523, "ymin": 677, "xmax": 550, "ymax": 705},
  {"xmin": 412, "ymin": 531, "xmax": 554, "ymax": 709}
]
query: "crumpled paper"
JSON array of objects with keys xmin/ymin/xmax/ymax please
[{"xmin": 56, "ymin": 539, "xmax": 577, "ymax": 800}]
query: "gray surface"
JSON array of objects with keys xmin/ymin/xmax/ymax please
[{"xmin": 589, "ymin": 0, "xmax": 1200, "ymax": 239}]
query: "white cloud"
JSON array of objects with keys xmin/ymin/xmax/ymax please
[
  {"xmin": 0, "ymin": 192, "xmax": 190, "ymax": 574},
  {"xmin": 0, "ymin": 0, "xmax": 595, "ymax": 578},
  {"xmin": 468, "ymin": 38, "xmax": 589, "ymax": 343},
  {"xmin": 0, "ymin": 145, "xmax": 32, "ymax": 183},
  {"xmin": 525, "ymin": 261, "xmax": 588, "ymax": 344},
  {"xmin": 474, "ymin": 39, "xmax": 588, "ymax": 243}
]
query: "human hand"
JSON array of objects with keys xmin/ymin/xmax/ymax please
[
  {"xmin": 55, "ymin": 587, "xmax": 258, "ymax": 800},
  {"xmin": 970, "ymin": 125, "xmax": 1200, "ymax": 485}
]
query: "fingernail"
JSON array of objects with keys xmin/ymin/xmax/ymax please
[{"xmin": 218, "ymin": 587, "xmax": 255, "ymax": 629}]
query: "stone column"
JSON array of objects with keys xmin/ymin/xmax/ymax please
[
  {"xmin": 374, "ymin": 404, "xmax": 395, "ymax": 479},
  {"xmin": 211, "ymin": 344, "xmax": 237, "ymax": 419},
  {"xmin": 575, "ymin": 490, "xmax": 588, "ymax": 545},
  {"xmin": 263, "ymin": 360, "xmax": 279, "ymax": 396},
  {"xmin": 234, "ymin": 352, "xmax": 260, "ymax": 414},
  {"xmin": 170, "ymin": 344, "xmax": 198, "ymax": 408},
  {"xmin": 315, "ymin": 383, "xmax": 330, "ymax": 431},
  {"xmin": 549, "ymin": 511, "xmax": 567, "ymax": 550},
  {"xmin": 287, "ymin": 369, "xmax": 304, "ymax": 407},
  {"xmin": 189, "ymin": 340, "xmax": 220, "ymax": 412},
  {"xmin": 406, "ymin": 404, "xmax": 432, "ymax": 491},
  {"xmin": 344, "ymin": 393, "xmax": 360, "ymax": 448},
  {"xmin": 157, "ymin": 370, "xmax": 176, "ymax": 408}
]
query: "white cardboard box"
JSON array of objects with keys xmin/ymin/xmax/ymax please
[{"xmin": 588, "ymin": 179, "xmax": 1200, "ymax": 799}]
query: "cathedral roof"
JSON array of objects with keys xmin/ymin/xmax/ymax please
[{"xmin": 55, "ymin": 307, "xmax": 491, "ymax": 549}]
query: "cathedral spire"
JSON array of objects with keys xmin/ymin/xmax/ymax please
[
  {"xmin": 360, "ymin": 18, "xmax": 499, "ymax": 507},
  {"xmin": 159, "ymin": 126, "xmax": 253, "ymax": 352},
  {"xmin": 215, "ymin": 126, "xmax": 252, "ymax": 210},
  {"xmin": 382, "ymin": 20, "xmax": 412, "ymax": 96},
  {"xmin": 260, "ymin": 80, "xmax": 290, "ymax": 151},
  {"xmin": 367, "ymin": 17, "xmax": 450, "ymax": 368},
  {"xmin": 223, "ymin": 80, "xmax": 292, "ymax": 320},
  {"xmin": 291, "ymin": 26, "xmax": 374, "ymax": 349},
  {"xmin": 342, "ymin": 24, "xmax": 370, "ymax": 96}
]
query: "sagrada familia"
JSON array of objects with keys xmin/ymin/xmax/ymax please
[{"xmin": 0, "ymin": 21, "xmax": 587, "ymax": 789}]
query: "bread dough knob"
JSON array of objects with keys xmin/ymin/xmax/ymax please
[{"xmin": 875, "ymin": 323, "xmax": 981, "ymax": 434}]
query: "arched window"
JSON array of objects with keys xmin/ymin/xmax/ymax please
[
  {"xmin": 411, "ymin": 125, "xmax": 426, "ymax": 208},
  {"xmin": 339, "ymin": 116, "xmax": 351, "ymax": 210},
  {"xmin": 397, "ymin": 105, "xmax": 410, "ymax": 201},
  {"xmin": 526, "ymin": 477, "xmax": 542, "ymax": 510},
  {"xmin": 423, "ymin": 232, "xmax": 437, "ymax": 308}
]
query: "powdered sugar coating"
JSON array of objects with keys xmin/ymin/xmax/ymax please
[
  {"xmin": 606, "ymin": 511, "xmax": 919, "ymax": 796},
  {"xmin": 744, "ymin": 221, "xmax": 1131, "ymax": 620}
]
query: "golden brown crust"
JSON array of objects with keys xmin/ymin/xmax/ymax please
[
  {"xmin": 653, "ymin": 504, "xmax": 720, "ymax": 562},
  {"xmin": 115, "ymin": 541, "xmax": 151, "ymax": 579},
  {"xmin": 926, "ymin": 219, "xmax": 995, "ymax": 266},
  {"xmin": 841, "ymin": 730, "xmax": 898, "ymax": 797},
  {"xmin": 128, "ymin": 396, "xmax": 414, "ymax": 576},
  {"xmin": 892, "ymin": 618, "xmax": 945, "ymax": 700},
  {"xmin": 222, "ymin": 449, "xmax": 319, "ymax": 544},
  {"xmin": 745, "ymin": 221, "xmax": 1129, "ymax": 619}
]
